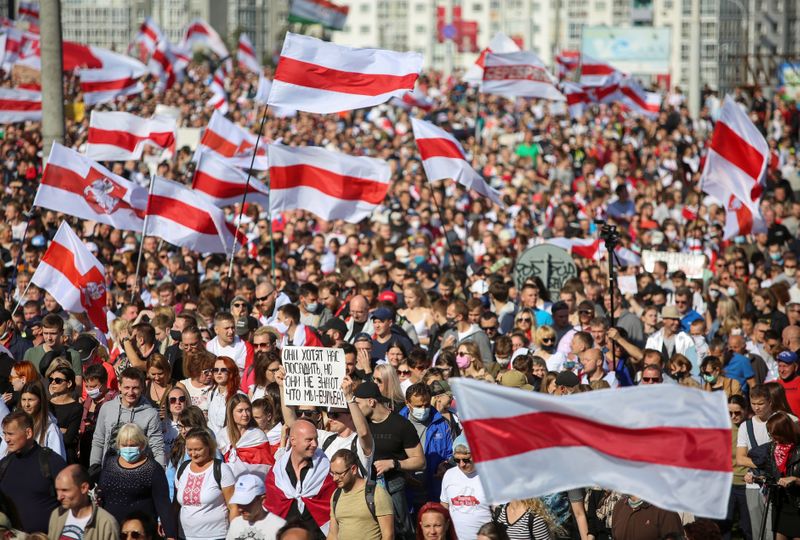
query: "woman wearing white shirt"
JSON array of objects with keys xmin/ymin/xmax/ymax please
[
  {"xmin": 0, "ymin": 380, "xmax": 65, "ymax": 459},
  {"xmin": 175, "ymin": 428, "xmax": 236, "ymax": 540},
  {"xmin": 206, "ymin": 357, "xmax": 241, "ymax": 437},
  {"xmin": 177, "ymin": 351, "xmax": 214, "ymax": 414},
  {"xmin": 216, "ymin": 394, "xmax": 273, "ymax": 479}
]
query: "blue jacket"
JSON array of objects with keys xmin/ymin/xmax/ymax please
[{"xmin": 399, "ymin": 406, "xmax": 453, "ymax": 502}]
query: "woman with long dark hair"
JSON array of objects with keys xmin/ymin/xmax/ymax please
[
  {"xmin": 0, "ymin": 380, "xmax": 65, "ymax": 459},
  {"xmin": 166, "ymin": 405, "xmax": 209, "ymax": 500},
  {"xmin": 765, "ymin": 412, "xmax": 800, "ymax": 540},
  {"xmin": 47, "ymin": 365, "xmax": 82, "ymax": 463},
  {"xmin": 217, "ymin": 394, "xmax": 273, "ymax": 478}
]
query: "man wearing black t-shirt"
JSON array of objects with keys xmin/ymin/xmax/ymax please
[{"xmin": 354, "ymin": 381, "xmax": 424, "ymax": 540}]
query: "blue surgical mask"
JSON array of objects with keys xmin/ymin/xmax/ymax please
[
  {"xmin": 119, "ymin": 446, "xmax": 141, "ymax": 463},
  {"xmin": 305, "ymin": 302, "xmax": 319, "ymax": 312},
  {"xmin": 410, "ymin": 407, "xmax": 430, "ymax": 422}
]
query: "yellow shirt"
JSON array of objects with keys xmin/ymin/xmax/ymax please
[{"xmin": 330, "ymin": 481, "xmax": 393, "ymax": 540}]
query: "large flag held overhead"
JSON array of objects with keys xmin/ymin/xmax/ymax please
[
  {"xmin": 450, "ymin": 378, "xmax": 731, "ymax": 518},
  {"xmin": 579, "ymin": 55, "xmax": 619, "ymax": 87},
  {"xmin": 560, "ymin": 81, "xmax": 591, "ymax": 118},
  {"xmin": 31, "ymin": 222, "xmax": 108, "ymax": 332},
  {"xmin": 192, "ymin": 152, "xmax": 270, "ymax": 208},
  {"xmin": 237, "ymin": 33, "xmax": 261, "ymax": 73},
  {"xmin": 17, "ymin": 40, "xmax": 147, "ymax": 74},
  {"xmin": 463, "ymin": 32, "xmax": 521, "ymax": 84},
  {"xmin": 35, "ymin": 143, "xmax": 147, "ymax": 231},
  {"xmin": 0, "ymin": 87, "xmax": 41, "ymax": 123},
  {"xmin": 545, "ymin": 237, "xmax": 602, "ymax": 260},
  {"xmin": 701, "ymin": 96, "xmax": 768, "ymax": 238},
  {"xmin": 182, "ymin": 18, "xmax": 228, "ymax": 58},
  {"xmin": 288, "ymin": 0, "xmax": 349, "ymax": 31},
  {"xmin": 130, "ymin": 17, "xmax": 163, "ymax": 59},
  {"xmin": 207, "ymin": 63, "xmax": 229, "ymax": 114},
  {"xmin": 86, "ymin": 111, "xmax": 176, "ymax": 161},
  {"xmin": 146, "ymin": 176, "xmax": 241, "ymax": 254},
  {"xmin": 79, "ymin": 67, "xmax": 144, "ymax": 105},
  {"xmin": 482, "ymin": 51, "xmax": 565, "ymax": 101},
  {"xmin": 148, "ymin": 39, "xmax": 188, "ymax": 91},
  {"xmin": 267, "ymin": 143, "xmax": 391, "ymax": 223},
  {"xmin": 411, "ymin": 118, "xmax": 503, "ymax": 206},
  {"xmin": 268, "ymin": 32, "xmax": 423, "ymax": 114},
  {"xmin": 194, "ymin": 110, "xmax": 269, "ymax": 169}
]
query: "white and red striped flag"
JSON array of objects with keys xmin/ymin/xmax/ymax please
[
  {"xmin": 35, "ymin": 143, "xmax": 147, "ymax": 231},
  {"xmin": 237, "ymin": 33, "xmax": 261, "ymax": 73},
  {"xmin": 555, "ymin": 50, "xmax": 581, "ymax": 79},
  {"xmin": 267, "ymin": 143, "xmax": 391, "ymax": 223},
  {"xmin": 560, "ymin": 81, "xmax": 592, "ymax": 118},
  {"xmin": 579, "ymin": 55, "xmax": 619, "ymax": 87},
  {"xmin": 86, "ymin": 111, "xmax": 176, "ymax": 161},
  {"xmin": 546, "ymin": 237, "xmax": 602, "ymax": 260},
  {"xmin": 182, "ymin": 18, "xmax": 228, "ymax": 58},
  {"xmin": 148, "ymin": 39, "xmax": 188, "ymax": 91},
  {"xmin": 0, "ymin": 88, "xmax": 40, "ymax": 123},
  {"xmin": 392, "ymin": 89, "xmax": 433, "ymax": 111},
  {"xmin": 18, "ymin": 2, "xmax": 39, "ymax": 24},
  {"xmin": 482, "ymin": 51, "xmax": 565, "ymax": 101},
  {"xmin": 701, "ymin": 96, "xmax": 768, "ymax": 238},
  {"xmin": 146, "ymin": 177, "xmax": 242, "ymax": 254},
  {"xmin": 411, "ymin": 118, "xmax": 503, "ymax": 206},
  {"xmin": 193, "ymin": 152, "xmax": 269, "ymax": 208},
  {"xmin": 450, "ymin": 378, "xmax": 731, "ymax": 518},
  {"xmin": 79, "ymin": 67, "xmax": 144, "ymax": 105},
  {"xmin": 463, "ymin": 32, "xmax": 521, "ymax": 84},
  {"xmin": 31, "ymin": 222, "xmax": 108, "ymax": 332},
  {"xmin": 130, "ymin": 17, "xmax": 163, "ymax": 59},
  {"xmin": 195, "ymin": 110, "xmax": 269, "ymax": 169},
  {"xmin": 268, "ymin": 32, "xmax": 423, "ymax": 114},
  {"xmin": 254, "ymin": 76, "xmax": 297, "ymax": 118},
  {"xmin": 207, "ymin": 64, "xmax": 229, "ymax": 114}
]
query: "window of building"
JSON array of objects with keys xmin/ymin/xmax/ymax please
[
  {"xmin": 415, "ymin": 2, "xmax": 426, "ymax": 12},
  {"xmin": 360, "ymin": 25, "xmax": 371, "ymax": 34},
  {"xmin": 415, "ymin": 25, "xmax": 425, "ymax": 33},
  {"xmin": 360, "ymin": 3, "xmax": 370, "ymax": 13},
  {"xmin": 473, "ymin": 3, "xmax": 483, "ymax": 11}
]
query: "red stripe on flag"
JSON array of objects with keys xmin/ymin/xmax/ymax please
[
  {"xmin": 710, "ymin": 120, "xmax": 764, "ymax": 182},
  {"xmin": 274, "ymin": 56, "xmax": 418, "ymax": 97},
  {"xmin": 0, "ymin": 99, "xmax": 40, "ymax": 111},
  {"xmin": 88, "ymin": 128, "xmax": 174, "ymax": 152},
  {"xmin": 581, "ymin": 64, "xmax": 615, "ymax": 75},
  {"xmin": 572, "ymin": 239, "xmax": 600, "ymax": 259},
  {"xmin": 147, "ymin": 194, "xmax": 221, "ymax": 235},
  {"xmin": 201, "ymin": 129, "xmax": 240, "ymax": 157},
  {"xmin": 81, "ymin": 77, "xmax": 139, "ymax": 93},
  {"xmin": 417, "ymin": 137, "xmax": 465, "ymax": 160},
  {"xmin": 42, "ymin": 163, "xmax": 146, "ymax": 218},
  {"xmin": 193, "ymin": 170, "xmax": 245, "ymax": 198},
  {"xmin": 462, "ymin": 411, "xmax": 730, "ymax": 472},
  {"xmin": 270, "ymin": 164, "xmax": 388, "ymax": 204}
]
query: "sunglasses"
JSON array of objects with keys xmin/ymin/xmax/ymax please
[
  {"xmin": 642, "ymin": 377, "xmax": 661, "ymax": 383},
  {"xmin": 398, "ymin": 369, "xmax": 411, "ymax": 376},
  {"xmin": 729, "ymin": 410, "xmax": 743, "ymax": 416},
  {"xmin": 329, "ymin": 411, "xmax": 349, "ymax": 420},
  {"xmin": 169, "ymin": 396, "xmax": 187, "ymax": 404},
  {"xmin": 373, "ymin": 377, "xmax": 383, "ymax": 384},
  {"xmin": 454, "ymin": 457, "xmax": 472, "ymax": 464},
  {"xmin": 232, "ymin": 302, "xmax": 246, "ymax": 307},
  {"xmin": 298, "ymin": 409, "xmax": 320, "ymax": 418},
  {"xmin": 48, "ymin": 377, "xmax": 66, "ymax": 385},
  {"xmin": 122, "ymin": 531, "xmax": 144, "ymax": 539},
  {"xmin": 256, "ymin": 292, "xmax": 274, "ymax": 302},
  {"xmin": 481, "ymin": 326, "xmax": 498, "ymax": 332},
  {"xmin": 212, "ymin": 367, "xmax": 229, "ymax": 374},
  {"xmin": 254, "ymin": 342, "xmax": 272, "ymax": 349},
  {"xmin": 518, "ymin": 318, "xmax": 532, "ymax": 323},
  {"xmin": 201, "ymin": 369, "xmax": 213, "ymax": 375},
  {"xmin": 541, "ymin": 338, "xmax": 555, "ymax": 344}
]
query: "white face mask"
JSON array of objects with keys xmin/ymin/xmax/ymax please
[
  {"xmin": 273, "ymin": 321, "xmax": 289, "ymax": 335},
  {"xmin": 410, "ymin": 406, "xmax": 430, "ymax": 422},
  {"xmin": 86, "ymin": 387, "xmax": 102, "ymax": 400},
  {"xmin": 496, "ymin": 356, "xmax": 511, "ymax": 366}
]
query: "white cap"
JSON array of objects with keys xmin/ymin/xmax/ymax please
[{"xmin": 229, "ymin": 474, "xmax": 265, "ymax": 505}]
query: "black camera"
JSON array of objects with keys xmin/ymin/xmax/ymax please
[{"xmin": 595, "ymin": 219, "xmax": 621, "ymax": 249}]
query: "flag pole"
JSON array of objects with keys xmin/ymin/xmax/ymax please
[
  {"xmin": 224, "ymin": 103, "xmax": 270, "ymax": 300},
  {"xmin": 131, "ymin": 176, "xmax": 155, "ymax": 304},
  {"xmin": 11, "ymin": 280, "xmax": 33, "ymax": 318},
  {"xmin": 7, "ymin": 207, "xmax": 36, "ymax": 298},
  {"xmin": 428, "ymin": 178, "xmax": 460, "ymax": 269}
]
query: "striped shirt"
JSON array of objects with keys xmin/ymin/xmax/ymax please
[{"xmin": 496, "ymin": 504, "xmax": 552, "ymax": 540}]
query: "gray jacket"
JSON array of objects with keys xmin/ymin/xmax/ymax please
[
  {"xmin": 443, "ymin": 324, "xmax": 493, "ymax": 364},
  {"xmin": 89, "ymin": 395, "xmax": 165, "ymax": 467}
]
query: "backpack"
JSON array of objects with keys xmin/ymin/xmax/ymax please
[
  {"xmin": 745, "ymin": 418, "xmax": 771, "ymax": 478},
  {"xmin": 492, "ymin": 504, "xmax": 536, "ymax": 539},
  {"xmin": 331, "ymin": 480, "xmax": 377, "ymax": 524},
  {"xmin": 176, "ymin": 458, "xmax": 223, "ymax": 492},
  {"xmin": 0, "ymin": 446, "xmax": 55, "ymax": 497},
  {"xmin": 322, "ymin": 433, "xmax": 367, "ymax": 478}
]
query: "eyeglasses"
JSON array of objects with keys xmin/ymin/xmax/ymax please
[
  {"xmin": 541, "ymin": 338, "xmax": 555, "ymax": 344},
  {"xmin": 176, "ymin": 423, "xmax": 186, "ymax": 430},
  {"xmin": 454, "ymin": 457, "xmax": 472, "ymax": 464},
  {"xmin": 518, "ymin": 318, "xmax": 532, "ymax": 323},
  {"xmin": 169, "ymin": 396, "xmax": 186, "ymax": 404},
  {"xmin": 256, "ymin": 291, "xmax": 274, "ymax": 302},
  {"xmin": 298, "ymin": 409, "xmax": 320, "ymax": 418},
  {"xmin": 398, "ymin": 369, "xmax": 411, "ymax": 376},
  {"xmin": 642, "ymin": 377, "xmax": 662, "ymax": 383},
  {"xmin": 48, "ymin": 377, "xmax": 66, "ymax": 385},
  {"xmin": 330, "ymin": 468, "xmax": 350, "ymax": 478},
  {"xmin": 481, "ymin": 325, "xmax": 498, "ymax": 332},
  {"xmin": 373, "ymin": 377, "xmax": 383, "ymax": 384},
  {"xmin": 232, "ymin": 302, "xmax": 246, "ymax": 308},
  {"xmin": 122, "ymin": 531, "xmax": 144, "ymax": 539},
  {"xmin": 212, "ymin": 367, "xmax": 229, "ymax": 374}
]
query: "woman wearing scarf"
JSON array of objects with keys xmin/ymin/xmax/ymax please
[{"xmin": 765, "ymin": 411, "xmax": 800, "ymax": 540}]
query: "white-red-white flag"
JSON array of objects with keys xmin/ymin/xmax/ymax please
[
  {"xmin": 579, "ymin": 55, "xmax": 619, "ymax": 87},
  {"xmin": 35, "ymin": 143, "xmax": 147, "ymax": 231},
  {"xmin": 86, "ymin": 111, "xmax": 176, "ymax": 161},
  {"xmin": 594, "ymin": 73, "xmax": 660, "ymax": 118},
  {"xmin": 146, "ymin": 176, "xmax": 241, "ymax": 254},
  {"xmin": 207, "ymin": 64, "xmax": 229, "ymax": 114},
  {"xmin": 450, "ymin": 379, "xmax": 731, "ymax": 518},
  {"xmin": 463, "ymin": 32, "xmax": 521, "ymax": 84},
  {"xmin": 268, "ymin": 32, "xmax": 423, "ymax": 114},
  {"xmin": 411, "ymin": 118, "xmax": 503, "ymax": 206},
  {"xmin": 560, "ymin": 81, "xmax": 592, "ymax": 118},
  {"xmin": 79, "ymin": 67, "xmax": 144, "ymax": 105},
  {"xmin": 254, "ymin": 76, "xmax": 297, "ymax": 118},
  {"xmin": 148, "ymin": 39, "xmax": 188, "ymax": 91},
  {"xmin": 482, "ymin": 51, "xmax": 564, "ymax": 101},
  {"xmin": 393, "ymin": 89, "xmax": 433, "ymax": 111},
  {"xmin": 546, "ymin": 237, "xmax": 602, "ymax": 260},
  {"xmin": 267, "ymin": 143, "xmax": 391, "ymax": 223},
  {"xmin": 237, "ymin": 33, "xmax": 261, "ymax": 73},
  {"xmin": 31, "ymin": 222, "xmax": 108, "ymax": 332},
  {"xmin": 701, "ymin": 96, "xmax": 768, "ymax": 238},
  {"xmin": 555, "ymin": 50, "xmax": 581, "ymax": 79},
  {"xmin": 182, "ymin": 18, "xmax": 229, "ymax": 58},
  {"xmin": 131, "ymin": 17, "xmax": 163, "ymax": 59},
  {"xmin": 18, "ymin": 40, "xmax": 147, "ymax": 75},
  {"xmin": 192, "ymin": 152, "xmax": 269, "ymax": 208},
  {"xmin": 0, "ymin": 87, "xmax": 40, "ymax": 123},
  {"xmin": 194, "ymin": 110, "xmax": 269, "ymax": 169},
  {"xmin": 18, "ymin": 2, "xmax": 39, "ymax": 24}
]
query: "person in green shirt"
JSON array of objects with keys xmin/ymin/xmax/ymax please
[
  {"xmin": 23, "ymin": 314, "xmax": 82, "ymax": 387},
  {"xmin": 515, "ymin": 132, "xmax": 542, "ymax": 165}
]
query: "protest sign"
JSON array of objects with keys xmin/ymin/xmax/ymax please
[
  {"xmin": 282, "ymin": 346, "xmax": 346, "ymax": 408},
  {"xmin": 513, "ymin": 244, "xmax": 577, "ymax": 298},
  {"xmin": 641, "ymin": 250, "xmax": 706, "ymax": 279}
]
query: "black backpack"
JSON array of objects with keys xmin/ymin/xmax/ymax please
[
  {"xmin": 176, "ymin": 458, "xmax": 223, "ymax": 492},
  {"xmin": 492, "ymin": 504, "xmax": 537, "ymax": 539},
  {"xmin": 0, "ymin": 446, "xmax": 55, "ymax": 497},
  {"xmin": 331, "ymin": 480, "xmax": 378, "ymax": 524},
  {"xmin": 322, "ymin": 433, "xmax": 368, "ymax": 478}
]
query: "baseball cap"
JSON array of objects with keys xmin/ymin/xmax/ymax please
[
  {"xmin": 429, "ymin": 380, "xmax": 452, "ymax": 397},
  {"xmin": 320, "ymin": 317, "xmax": 347, "ymax": 336},
  {"xmin": 377, "ymin": 290, "xmax": 397, "ymax": 304},
  {"xmin": 777, "ymin": 350, "xmax": 798, "ymax": 364},
  {"xmin": 370, "ymin": 307, "xmax": 394, "ymax": 321},
  {"xmin": 235, "ymin": 316, "xmax": 257, "ymax": 337},
  {"xmin": 173, "ymin": 275, "xmax": 191, "ymax": 286},
  {"xmin": 229, "ymin": 474, "xmax": 266, "ymax": 505},
  {"xmin": 353, "ymin": 381, "xmax": 382, "ymax": 400},
  {"xmin": 500, "ymin": 370, "xmax": 534, "ymax": 391},
  {"xmin": 577, "ymin": 301, "xmax": 595, "ymax": 314},
  {"xmin": 72, "ymin": 334, "xmax": 100, "ymax": 363},
  {"xmin": 551, "ymin": 301, "xmax": 569, "ymax": 313},
  {"xmin": 661, "ymin": 305, "xmax": 681, "ymax": 320},
  {"xmin": 230, "ymin": 295, "xmax": 249, "ymax": 308},
  {"xmin": 555, "ymin": 371, "xmax": 580, "ymax": 388}
]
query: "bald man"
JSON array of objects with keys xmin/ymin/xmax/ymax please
[
  {"xmin": 255, "ymin": 281, "xmax": 291, "ymax": 327},
  {"xmin": 344, "ymin": 295, "xmax": 374, "ymax": 343},
  {"xmin": 49, "ymin": 465, "xmax": 119, "ymax": 540},
  {"xmin": 263, "ymin": 420, "xmax": 337, "ymax": 540},
  {"xmin": 725, "ymin": 335, "xmax": 757, "ymax": 393},
  {"xmin": 784, "ymin": 325, "xmax": 800, "ymax": 353}
]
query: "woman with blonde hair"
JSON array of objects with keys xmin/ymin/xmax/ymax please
[
  {"xmin": 710, "ymin": 295, "xmax": 742, "ymax": 342},
  {"xmin": 492, "ymin": 498, "xmax": 559, "ymax": 539},
  {"xmin": 456, "ymin": 341, "xmax": 494, "ymax": 382},
  {"xmin": 217, "ymin": 394, "xmax": 273, "ymax": 478},
  {"xmin": 109, "ymin": 318, "xmax": 131, "ymax": 365},
  {"xmin": 513, "ymin": 308, "xmax": 537, "ymax": 344},
  {"xmin": 400, "ymin": 283, "xmax": 434, "ymax": 347},
  {"xmin": 533, "ymin": 325, "xmax": 566, "ymax": 372},
  {"xmin": 373, "ymin": 363, "xmax": 405, "ymax": 411}
]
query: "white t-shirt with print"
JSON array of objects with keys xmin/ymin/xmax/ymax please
[
  {"xmin": 176, "ymin": 461, "xmax": 236, "ymax": 539},
  {"xmin": 440, "ymin": 467, "xmax": 492, "ymax": 540},
  {"xmin": 225, "ymin": 513, "xmax": 286, "ymax": 540},
  {"xmin": 59, "ymin": 511, "xmax": 92, "ymax": 539},
  {"xmin": 317, "ymin": 429, "xmax": 374, "ymax": 475}
]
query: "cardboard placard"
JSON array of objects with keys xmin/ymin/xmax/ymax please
[{"xmin": 282, "ymin": 346, "xmax": 346, "ymax": 408}]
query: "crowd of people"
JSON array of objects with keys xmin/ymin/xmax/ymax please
[{"xmin": 0, "ymin": 43, "xmax": 799, "ymax": 540}]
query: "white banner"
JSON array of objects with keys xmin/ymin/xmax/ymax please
[
  {"xmin": 282, "ymin": 346, "xmax": 346, "ymax": 408},
  {"xmin": 641, "ymin": 250, "xmax": 706, "ymax": 279}
]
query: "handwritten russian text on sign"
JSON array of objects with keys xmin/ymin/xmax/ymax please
[
  {"xmin": 641, "ymin": 250, "xmax": 706, "ymax": 279},
  {"xmin": 282, "ymin": 346, "xmax": 346, "ymax": 408}
]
